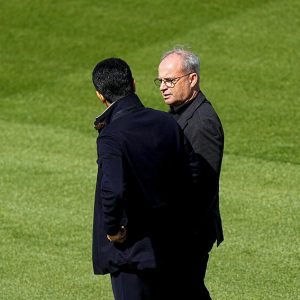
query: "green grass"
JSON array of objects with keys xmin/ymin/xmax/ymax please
[
  {"xmin": 207, "ymin": 155, "xmax": 299, "ymax": 299},
  {"xmin": 1, "ymin": 0, "xmax": 299, "ymax": 299}
]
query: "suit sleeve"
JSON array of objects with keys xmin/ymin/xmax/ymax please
[
  {"xmin": 188, "ymin": 113, "xmax": 224, "ymax": 175},
  {"xmin": 185, "ymin": 110, "xmax": 224, "ymax": 214},
  {"xmin": 98, "ymin": 135, "xmax": 126, "ymax": 235}
]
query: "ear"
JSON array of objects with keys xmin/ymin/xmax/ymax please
[{"xmin": 190, "ymin": 73, "xmax": 199, "ymax": 88}]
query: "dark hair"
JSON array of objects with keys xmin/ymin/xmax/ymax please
[{"xmin": 92, "ymin": 58, "xmax": 135, "ymax": 103}]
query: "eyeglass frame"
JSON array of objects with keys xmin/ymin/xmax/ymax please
[{"xmin": 154, "ymin": 72, "xmax": 194, "ymax": 88}]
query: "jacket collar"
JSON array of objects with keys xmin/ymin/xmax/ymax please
[
  {"xmin": 169, "ymin": 90, "xmax": 206, "ymax": 128},
  {"xmin": 94, "ymin": 93, "xmax": 144, "ymax": 132}
]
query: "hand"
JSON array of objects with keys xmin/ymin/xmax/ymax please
[{"xmin": 106, "ymin": 226, "xmax": 127, "ymax": 243}]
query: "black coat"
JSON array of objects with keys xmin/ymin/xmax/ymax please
[
  {"xmin": 170, "ymin": 91, "xmax": 224, "ymax": 249},
  {"xmin": 92, "ymin": 94, "xmax": 194, "ymax": 275}
]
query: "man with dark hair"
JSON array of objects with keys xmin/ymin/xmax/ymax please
[
  {"xmin": 92, "ymin": 58, "xmax": 135, "ymax": 104},
  {"xmin": 91, "ymin": 57, "xmax": 197, "ymax": 300},
  {"xmin": 155, "ymin": 47, "xmax": 224, "ymax": 299}
]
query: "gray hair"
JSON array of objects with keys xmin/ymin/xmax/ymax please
[{"xmin": 161, "ymin": 46, "xmax": 200, "ymax": 76}]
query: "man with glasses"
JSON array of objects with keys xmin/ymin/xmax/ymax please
[{"xmin": 155, "ymin": 47, "xmax": 224, "ymax": 299}]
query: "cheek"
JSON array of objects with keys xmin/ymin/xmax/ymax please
[
  {"xmin": 173, "ymin": 85, "xmax": 187, "ymax": 99},
  {"xmin": 167, "ymin": 89, "xmax": 186, "ymax": 105}
]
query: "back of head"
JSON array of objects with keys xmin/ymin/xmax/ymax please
[
  {"xmin": 92, "ymin": 58, "xmax": 135, "ymax": 103},
  {"xmin": 161, "ymin": 46, "xmax": 200, "ymax": 77}
]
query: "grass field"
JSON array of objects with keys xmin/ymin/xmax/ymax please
[{"xmin": 1, "ymin": 0, "xmax": 299, "ymax": 299}]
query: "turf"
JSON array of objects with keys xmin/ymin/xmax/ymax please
[{"xmin": 1, "ymin": 0, "xmax": 299, "ymax": 299}]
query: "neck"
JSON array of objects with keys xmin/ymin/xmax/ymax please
[{"xmin": 185, "ymin": 90, "xmax": 200, "ymax": 103}]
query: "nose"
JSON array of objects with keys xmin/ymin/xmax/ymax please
[{"xmin": 159, "ymin": 80, "xmax": 168, "ymax": 91}]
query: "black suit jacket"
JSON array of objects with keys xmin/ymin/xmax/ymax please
[
  {"xmin": 92, "ymin": 94, "xmax": 194, "ymax": 275},
  {"xmin": 170, "ymin": 91, "xmax": 224, "ymax": 249}
]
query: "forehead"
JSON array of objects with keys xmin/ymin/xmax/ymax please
[{"xmin": 158, "ymin": 54, "xmax": 184, "ymax": 77}]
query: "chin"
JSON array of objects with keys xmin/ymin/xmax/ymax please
[{"xmin": 164, "ymin": 98, "xmax": 175, "ymax": 105}]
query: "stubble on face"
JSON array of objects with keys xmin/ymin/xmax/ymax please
[{"xmin": 158, "ymin": 54, "xmax": 193, "ymax": 106}]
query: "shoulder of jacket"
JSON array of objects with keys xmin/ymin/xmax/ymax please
[{"xmin": 194, "ymin": 99, "xmax": 219, "ymax": 118}]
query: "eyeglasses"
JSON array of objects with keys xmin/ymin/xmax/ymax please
[{"xmin": 154, "ymin": 72, "xmax": 193, "ymax": 88}]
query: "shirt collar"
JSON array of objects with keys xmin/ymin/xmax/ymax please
[
  {"xmin": 94, "ymin": 99, "xmax": 119, "ymax": 130},
  {"xmin": 94, "ymin": 94, "xmax": 144, "ymax": 131},
  {"xmin": 169, "ymin": 91, "xmax": 200, "ymax": 115}
]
